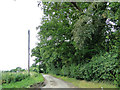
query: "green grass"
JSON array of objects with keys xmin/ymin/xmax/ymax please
[
  {"xmin": 50, "ymin": 74, "xmax": 117, "ymax": 88},
  {"xmin": 2, "ymin": 73, "xmax": 44, "ymax": 88},
  {"xmin": 0, "ymin": 71, "xmax": 2, "ymax": 89},
  {"xmin": 0, "ymin": 85, "xmax": 2, "ymax": 90},
  {"xmin": 2, "ymin": 72, "xmax": 29, "ymax": 84}
]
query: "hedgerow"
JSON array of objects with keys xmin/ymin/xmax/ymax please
[{"xmin": 48, "ymin": 52, "xmax": 118, "ymax": 85}]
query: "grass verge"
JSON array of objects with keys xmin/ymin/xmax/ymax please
[
  {"xmin": 50, "ymin": 74, "xmax": 117, "ymax": 88},
  {"xmin": 2, "ymin": 73, "xmax": 44, "ymax": 88},
  {"xmin": 0, "ymin": 85, "xmax": 2, "ymax": 90}
]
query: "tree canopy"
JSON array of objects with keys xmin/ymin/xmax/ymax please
[{"xmin": 32, "ymin": 2, "xmax": 120, "ymax": 87}]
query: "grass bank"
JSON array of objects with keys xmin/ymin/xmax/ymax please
[
  {"xmin": 50, "ymin": 74, "xmax": 117, "ymax": 88},
  {"xmin": 2, "ymin": 73, "xmax": 44, "ymax": 88},
  {"xmin": 0, "ymin": 82, "xmax": 1, "ymax": 89}
]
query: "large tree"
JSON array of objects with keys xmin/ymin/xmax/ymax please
[{"xmin": 32, "ymin": 2, "xmax": 119, "ymax": 86}]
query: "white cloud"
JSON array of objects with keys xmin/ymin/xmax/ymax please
[{"xmin": 0, "ymin": 0, "xmax": 43, "ymax": 71}]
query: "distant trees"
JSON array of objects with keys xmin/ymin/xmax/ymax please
[{"xmin": 10, "ymin": 67, "xmax": 25, "ymax": 72}]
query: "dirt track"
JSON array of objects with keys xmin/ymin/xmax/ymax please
[{"xmin": 42, "ymin": 74, "xmax": 75, "ymax": 88}]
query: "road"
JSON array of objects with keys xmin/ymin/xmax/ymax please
[{"xmin": 42, "ymin": 74, "xmax": 75, "ymax": 88}]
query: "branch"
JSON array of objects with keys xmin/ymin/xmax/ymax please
[{"xmin": 71, "ymin": 2, "xmax": 81, "ymax": 12}]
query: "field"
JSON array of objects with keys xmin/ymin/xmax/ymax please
[
  {"xmin": 2, "ymin": 72, "xmax": 29, "ymax": 84},
  {"xmin": 2, "ymin": 72, "xmax": 44, "ymax": 88}
]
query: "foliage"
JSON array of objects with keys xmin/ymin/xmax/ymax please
[
  {"xmin": 32, "ymin": 2, "xmax": 120, "ymax": 87},
  {"xmin": 2, "ymin": 73, "xmax": 44, "ymax": 88},
  {"xmin": 30, "ymin": 64, "xmax": 43, "ymax": 73},
  {"xmin": 72, "ymin": 3, "xmax": 107, "ymax": 50},
  {"xmin": 50, "ymin": 74, "xmax": 117, "ymax": 88},
  {"xmin": 10, "ymin": 67, "xmax": 25, "ymax": 72},
  {"xmin": 2, "ymin": 72, "xmax": 29, "ymax": 84},
  {"xmin": 48, "ymin": 52, "xmax": 118, "ymax": 86},
  {"xmin": 77, "ymin": 52, "xmax": 118, "ymax": 82}
]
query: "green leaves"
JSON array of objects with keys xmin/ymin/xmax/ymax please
[
  {"xmin": 72, "ymin": 15, "xmax": 94, "ymax": 49},
  {"xmin": 31, "ymin": 2, "xmax": 119, "ymax": 86},
  {"xmin": 72, "ymin": 3, "xmax": 108, "ymax": 50}
]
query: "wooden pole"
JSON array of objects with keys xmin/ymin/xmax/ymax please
[{"xmin": 28, "ymin": 30, "xmax": 30, "ymax": 75}]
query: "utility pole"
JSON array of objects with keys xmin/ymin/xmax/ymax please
[{"xmin": 28, "ymin": 30, "xmax": 30, "ymax": 75}]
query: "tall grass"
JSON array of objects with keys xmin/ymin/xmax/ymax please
[
  {"xmin": 0, "ymin": 71, "xmax": 2, "ymax": 89},
  {"xmin": 2, "ymin": 72, "xmax": 29, "ymax": 84},
  {"xmin": 2, "ymin": 73, "xmax": 44, "ymax": 88}
]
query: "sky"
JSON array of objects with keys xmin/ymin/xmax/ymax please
[{"xmin": 0, "ymin": 0, "xmax": 43, "ymax": 71}]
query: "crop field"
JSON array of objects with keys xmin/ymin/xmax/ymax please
[
  {"xmin": 2, "ymin": 72, "xmax": 44, "ymax": 88},
  {"xmin": 2, "ymin": 72, "xmax": 29, "ymax": 84}
]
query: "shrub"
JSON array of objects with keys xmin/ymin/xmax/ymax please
[
  {"xmin": 47, "ymin": 51, "xmax": 118, "ymax": 85},
  {"xmin": 76, "ymin": 52, "xmax": 118, "ymax": 82},
  {"xmin": 61, "ymin": 65, "xmax": 70, "ymax": 76}
]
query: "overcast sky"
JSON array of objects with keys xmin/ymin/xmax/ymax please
[{"xmin": 0, "ymin": 0, "xmax": 43, "ymax": 71}]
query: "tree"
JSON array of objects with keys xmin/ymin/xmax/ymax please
[{"xmin": 32, "ymin": 2, "xmax": 119, "ymax": 86}]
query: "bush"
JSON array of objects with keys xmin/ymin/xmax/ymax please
[
  {"xmin": 61, "ymin": 65, "xmax": 70, "ymax": 76},
  {"xmin": 75, "ymin": 52, "xmax": 118, "ymax": 82},
  {"xmin": 47, "ymin": 51, "xmax": 118, "ymax": 85}
]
